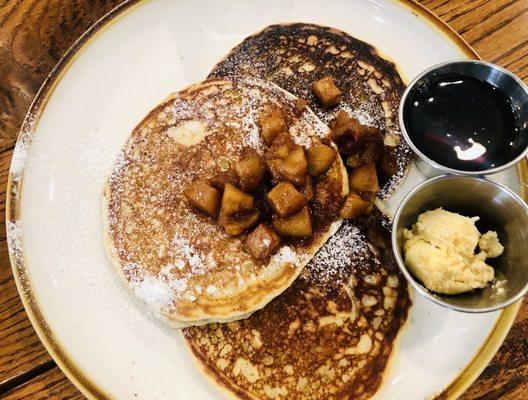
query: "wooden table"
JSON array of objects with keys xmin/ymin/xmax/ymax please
[{"xmin": 0, "ymin": 0, "xmax": 526, "ymax": 398}]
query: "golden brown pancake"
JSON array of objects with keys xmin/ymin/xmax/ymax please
[
  {"xmin": 210, "ymin": 23, "xmax": 412, "ymax": 199},
  {"xmin": 103, "ymin": 76, "xmax": 348, "ymax": 327},
  {"xmin": 184, "ymin": 210, "xmax": 411, "ymax": 399}
]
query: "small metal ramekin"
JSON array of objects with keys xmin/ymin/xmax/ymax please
[
  {"xmin": 392, "ymin": 175, "xmax": 528, "ymax": 313},
  {"xmin": 399, "ymin": 60, "xmax": 528, "ymax": 177}
]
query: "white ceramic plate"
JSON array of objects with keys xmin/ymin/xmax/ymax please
[{"xmin": 7, "ymin": 0, "xmax": 524, "ymax": 399}]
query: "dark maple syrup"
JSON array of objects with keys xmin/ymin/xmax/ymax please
[{"xmin": 403, "ymin": 73, "xmax": 524, "ymax": 171}]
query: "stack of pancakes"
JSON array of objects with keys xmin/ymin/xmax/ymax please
[{"xmin": 104, "ymin": 23, "xmax": 411, "ymax": 400}]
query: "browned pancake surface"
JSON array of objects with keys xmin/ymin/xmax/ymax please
[
  {"xmin": 184, "ymin": 211, "xmax": 411, "ymax": 399},
  {"xmin": 210, "ymin": 23, "xmax": 412, "ymax": 199}
]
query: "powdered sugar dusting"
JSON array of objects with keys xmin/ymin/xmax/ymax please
[
  {"xmin": 309, "ymin": 221, "xmax": 370, "ymax": 288},
  {"xmin": 172, "ymin": 234, "xmax": 209, "ymax": 275},
  {"xmin": 271, "ymin": 246, "xmax": 297, "ymax": 265}
]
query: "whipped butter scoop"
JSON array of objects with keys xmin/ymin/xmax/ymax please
[{"xmin": 402, "ymin": 208, "xmax": 504, "ymax": 295}]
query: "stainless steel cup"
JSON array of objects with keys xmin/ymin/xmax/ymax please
[
  {"xmin": 399, "ymin": 60, "xmax": 528, "ymax": 177},
  {"xmin": 392, "ymin": 175, "xmax": 528, "ymax": 312}
]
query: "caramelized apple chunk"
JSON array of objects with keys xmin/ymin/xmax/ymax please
[
  {"xmin": 346, "ymin": 141, "xmax": 383, "ymax": 169},
  {"xmin": 330, "ymin": 110, "xmax": 380, "ymax": 141},
  {"xmin": 259, "ymin": 107, "xmax": 286, "ymax": 144},
  {"xmin": 329, "ymin": 110, "xmax": 353, "ymax": 140},
  {"xmin": 269, "ymin": 130, "xmax": 296, "ymax": 150},
  {"xmin": 340, "ymin": 192, "xmax": 371, "ymax": 219},
  {"xmin": 279, "ymin": 146, "xmax": 307, "ymax": 186},
  {"xmin": 294, "ymin": 98, "xmax": 310, "ymax": 114},
  {"xmin": 267, "ymin": 182, "xmax": 307, "ymax": 218},
  {"xmin": 221, "ymin": 210, "xmax": 260, "ymax": 236},
  {"xmin": 346, "ymin": 152, "xmax": 362, "ymax": 169},
  {"xmin": 246, "ymin": 224, "xmax": 281, "ymax": 260},
  {"xmin": 218, "ymin": 184, "xmax": 258, "ymax": 235},
  {"xmin": 220, "ymin": 183, "xmax": 254, "ymax": 215},
  {"xmin": 349, "ymin": 163, "xmax": 379, "ymax": 193},
  {"xmin": 312, "ymin": 77, "xmax": 342, "ymax": 108},
  {"xmin": 273, "ymin": 145, "xmax": 291, "ymax": 159},
  {"xmin": 184, "ymin": 180, "xmax": 221, "ymax": 217},
  {"xmin": 307, "ymin": 144, "xmax": 336, "ymax": 176},
  {"xmin": 273, "ymin": 206, "xmax": 312, "ymax": 238},
  {"xmin": 236, "ymin": 153, "xmax": 266, "ymax": 192}
]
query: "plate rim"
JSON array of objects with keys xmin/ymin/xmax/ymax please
[{"xmin": 5, "ymin": 0, "xmax": 526, "ymax": 399}]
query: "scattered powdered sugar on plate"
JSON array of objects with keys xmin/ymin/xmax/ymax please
[
  {"xmin": 7, "ymin": 221, "xmax": 24, "ymax": 265},
  {"xmin": 9, "ymin": 113, "xmax": 36, "ymax": 178}
]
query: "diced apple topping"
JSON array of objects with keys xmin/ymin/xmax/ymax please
[
  {"xmin": 273, "ymin": 206, "xmax": 312, "ymax": 238},
  {"xmin": 307, "ymin": 144, "xmax": 336, "ymax": 176},
  {"xmin": 270, "ymin": 130, "xmax": 296, "ymax": 149},
  {"xmin": 267, "ymin": 182, "xmax": 307, "ymax": 218},
  {"xmin": 294, "ymin": 98, "xmax": 310, "ymax": 113},
  {"xmin": 220, "ymin": 183, "xmax": 254, "ymax": 215},
  {"xmin": 236, "ymin": 152, "xmax": 266, "ymax": 192},
  {"xmin": 346, "ymin": 152, "xmax": 362, "ymax": 169},
  {"xmin": 259, "ymin": 107, "xmax": 286, "ymax": 144},
  {"xmin": 340, "ymin": 192, "xmax": 371, "ymax": 219},
  {"xmin": 349, "ymin": 163, "xmax": 379, "ymax": 193},
  {"xmin": 221, "ymin": 210, "xmax": 260, "ymax": 236},
  {"xmin": 273, "ymin": 144, "xmax": 291, "ymax": 159},
  {"xmin": 246, "ymin": 224, "xmax": 281, "ymax": 261},
  {"xmin": 184, "ymin": 180, "xmax": 221, "ymax": 217},
  {"xmin": 330, "ymin": 110, "xmax": 380, "ymax": 141},
  {"xmin": 312, "ymin": 77, "xmax": 342, "ymax": 108},
  {"xmin": 217, "ymin": 184, "xmax": 258, "ymax": 235},
  {"xmin": 279, "ymin": 146, "xmax": 307, "ymax": 186},
  {"xmin": 346, "ymin": 141, "xmax": 383, "ymax": 169},
  {"xmin": 208, "ymin": 166, "xmax": 239, "ymax": 191}
]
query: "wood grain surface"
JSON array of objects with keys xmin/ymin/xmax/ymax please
[{"xmin": 0, "ymin": 0, "xmax": 527, "ymax": 398}]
